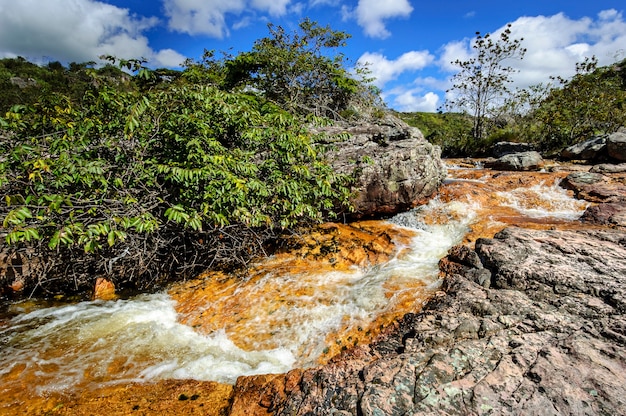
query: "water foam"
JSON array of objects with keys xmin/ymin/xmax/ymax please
[
  {"xmin": 0, "ymin": 198, "xmax": 477, "ymax": 391},
  {"xmin": 495, "ymin": 180, "xmax": 589, "ymax": 220}
]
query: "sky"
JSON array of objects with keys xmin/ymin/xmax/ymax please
[{"xmin": 0, "ymin": 0, "xmax": 625, "ymax": 112}]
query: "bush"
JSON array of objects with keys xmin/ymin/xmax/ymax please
[{"xmin": 0, "ymin": 72, "xmax": 352, "ymax": 297}]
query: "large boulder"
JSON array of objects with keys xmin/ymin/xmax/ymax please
[
  {"xmin": 246, "ymin": 227, "xmax": 626, "ymax": 416},
  {"xmin": 607, "ymin": 130, "xmax": 626, "ymax": 161},
  {"xmin": 492, "ymin": 141, "xmax": 534, "ymax": 158},
  {"xmin": 317, "ymin": 115, "xmax": 447, "ymax": 217},
  {"xmin": 484, "ymin": 151, "xmax": 544, "ymax": 171},
  {"xmin": 560, "ymin": 135, "xmax": 607, "ymax": 161},
  {"xmin": 560, "ymin": 171, "xmax": 626, "ymax": 203}
]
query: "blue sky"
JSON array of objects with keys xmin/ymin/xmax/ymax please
[{"xmin": 0, "ymin": 0, "xmax": 624, "ymax": 112}]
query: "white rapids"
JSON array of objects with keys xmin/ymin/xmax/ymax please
[{"xmin": 0, "ymin": 171, "xmax": 588, "ymax": 393}]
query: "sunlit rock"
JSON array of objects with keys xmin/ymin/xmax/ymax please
[
  {"xmin": 93, "ymin": 277, "xmax": 117, "ymax": 301},
  {"xmin": 561, "ymin": 135, "xmax": 608, "ymax": 161},
  {"xmin": 316, "ymin": 114, "xmax": 447, "ymax": 217},
  {"xmin": 492, "ymin": 141, "xmax": 534, "ymax": 158},
  {"xmin": 484, "ymin": 151, "xmax": 544, "ymax": 171}
]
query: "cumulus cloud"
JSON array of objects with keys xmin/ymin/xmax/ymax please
[
  {"xmin": 163, "ymin": 0, "xmax": 246, "ymax": 38},
  {"xmin": 351, "ymin": 0, "xmax": 413, "ymax": 38},
  {"xmin": 163, "ymin": 0, "xmax": 292, "ymax": 37},
  {"xmin": 358, "ymin": 50, "xmax": 435, "ymax": 87},
  {"xmin": 0, "ymin": 0, "xmax": 185, "ymax": 67},
  {"xmin": 392, "ymin": 90, "xmax": 439, "ymax": 112},
  {"xmin": 439, "ymin": 9, "xmax": 626, "ymax": 90}
]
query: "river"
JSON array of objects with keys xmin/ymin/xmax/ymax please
[{"xmin": 0, "ymin": 161, "xmax": 589, "ymax": 400}]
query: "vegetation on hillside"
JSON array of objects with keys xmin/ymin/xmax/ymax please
[
  {"xmin": 0, "ymin": 20, "xmax": 379, "ymax": 299},
  {"xmin": 402, "ymin": 55, "xmax": 626, "ymax": 157}
]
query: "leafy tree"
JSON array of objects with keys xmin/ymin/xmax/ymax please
[
  {"xmin": 185, "ymin": 19, "xmax": 381, "ymax": 120},
  {"xmin": 445, "ymin": 24, "xmax": 526, "ymax": 142},
  {"xmin": 527, "ymin": 56, "xmax": 626, "ymax": 151}
]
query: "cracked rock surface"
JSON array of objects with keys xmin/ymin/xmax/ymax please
[{"xmin": 241, "ymin": 227, "xmax": 626, "ymax": 415}]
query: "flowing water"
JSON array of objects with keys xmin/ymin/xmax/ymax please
[{"xmin": 0, "ymin": 163, "xmax": 589, "ymax": 397}]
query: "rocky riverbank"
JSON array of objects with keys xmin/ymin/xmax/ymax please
[
  {"xmin": 226, "ymin": 160, "xmax": 626, "ymax": 415},
  {"xmin": 3, "ymin": 159, "xmax": 625, "ymax": 415}
]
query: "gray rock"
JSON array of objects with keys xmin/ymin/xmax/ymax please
[
  {"xmin": 492, "ymin": 141, "xmax": 534, "ymax": 158},
  {"xmin": 607, "ymin": 131, "xmax": 626, "ymax": 161},
  {"xmin": 590, "ymin": 163, "xmax": 626, "ymax": 173},
  {"xmin": 319, "ymin": 115, "xmax": 447, "ymax": 217},
  {"xmin": 560, "ymin": 136, "xmax": 607, "ymax": 161},
  {"xmin": 560, "ymin": 171, "xmax": 626, "ymax": 203},
  {"xmin": 262, "ymin": 227, "xmax": 626, "ymax": 415},
  {"xmin": 484, "ymin": 151, "xmax": 544, "ymax": 171}
]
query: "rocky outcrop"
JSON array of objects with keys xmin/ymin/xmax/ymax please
[
  {"xmin": 242, "ymin": 227, "xmax": 626, "ymax": 415},
  {"xmin": 581, "ymin": 203, "xmax": 626, "ymax": 227},
  {"xmin": 492, "ymin": 141, "xmax": 534, "ymax": 158},
  {"xmin": 590, "ymin": 163, "xmax": 626, "ymax": 173},
  {"xmin": 560, "ymin": 135, "xmax": 607, "ymax": 161},
  {"xmin": 318, "ymin": 115, "xmax": 447, "ymax": 217},
  {"xmin": 484, "ymin": 151, "xmax": 544, "ymax": 171},
  {"xmin": 560, "ymin": 171, "xmax": 626, "ymax": 203},
  {"xmin": 561, "ymin": 131, "xmax": 626, "ymax": 162},
  {"xmin": 607, "ymin": 130, "xmax": 626, "ymax": 161}
]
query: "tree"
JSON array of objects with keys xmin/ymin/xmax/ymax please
[
  {"xmin": 221, "ymin": 19, "xmax": 379, "ymax": 119},
  {"xmin": 528, "ymin": 56, "xmax": 626, "ymax": 151},
  {"xmin": 445, "ymin": 24, "xmax": 526, "ymax": 142}
]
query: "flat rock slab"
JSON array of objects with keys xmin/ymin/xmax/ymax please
[{"xmin": 250, "ymin": 227, "xmax": 626, "ymax": 415}]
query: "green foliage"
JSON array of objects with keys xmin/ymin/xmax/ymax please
[
  {"xmin": 445, "ymin": 24, "xmax": 526, "ymax": 142},
  {"xmin": 0, "ymin": 51, "xmax": 354, "ymax": 297},
  {"xmin": 182, "ymin": 19, "xmax": 382, "ymax": 120},
  {"xmin": 524, "ymin": 57, "xmax": 626, "ymax": 151},
  {"xmin": 397, "ymin": 111, "xmax": 479, "ymax": 156}
]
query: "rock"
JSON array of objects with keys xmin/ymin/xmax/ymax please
[
  {"xmin": 590, "ymin": 163, "xmax": 626, "ymax": 173},
  {"xmin": 560, "ymin": 171, "xmax": 626, "ymax": 203},
  {"xmin": 560, "ymin": 135, "xmax": 607, "ymax": 161},
  {"xmin": 484, "ymin": 151, "xmax": 544, "ymax": 171},
  {"xmin": 93, "ymin": 277, "xmax": 117, "ymax": 301},
  {"xmin": 250, "ymin": 227, "xmax": 626, "ymax": 415},
  {"xmin": 581, "ymin": 203, "xmax": 626, "ymax": 228},
  {"xmin": 492, "ymin": 141, "xmax": 534, "ymax": 158},
  {"xmin": 318, "ymin": 114, "xmax": 447, "ymax": 217},
  {"xmin": 607, "ymin": 131, "xmax": 626, "ymax": 161}
]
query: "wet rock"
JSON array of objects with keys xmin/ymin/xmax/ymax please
[
  {"xmin": 318, "ymin": 114, "xmax": 447, "ymax": 217},
  {"xmin": 581, "ymin": 203, "xmax": 626, "ymax": 228},
  {"xmin": 484, "ymin": 151, "xmax": 544, "ymax": 171},
  {"xmin": 93, "ymin": 277, "xmax": 117, "ymax": 301},
  {"xmin": 560, "ymin": 135, "xmax": 608, "ymax": 161},
  {"xmin": 607, "ymin": 131, "xmax": 626, "ymax": 161},
  {"xmin": 253, "ymin": 227, "xmax": 626, "ymax": 415},
  {"xmin": 560, "ymin": 172, "xmax": 626, "ymax": 203},
  {"xmin": 492, "ymin": 141, "xmax": 534, "ymax": 158}
]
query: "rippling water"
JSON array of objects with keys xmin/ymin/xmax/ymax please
[{"xmin": 0, "ymin": 167, "xmax": 589, "ymax": 394}]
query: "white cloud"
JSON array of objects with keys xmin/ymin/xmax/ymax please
[
  {"xmin": 353, "ymin": 0, "xmax": 413, "ymax": 39},
  {"xmin": 0, "ymin": 0, "xmax": 185, "ymax": 68},
  {"xmin": 438, "ymin": 10, "xmax": 626, "ymax": 91},
  {"xmin": 163, "ymin": 0, "xmax": 294, "ymax": 37},
  {"xmin": 358, "ymin": 50, "xmax": 434, "ymax": 87},
  {"xmin": 392, "ymin": 90, "xmax": 439, "ymax": 112},
  {"xmin": 163, "ymin": 0, "xmax": 246, "ymax": 38},
  {"xmin": 438, "ymin": 39, "xmax": 473, "ymax": 72},
  {"xmin": 251, "ymin": 0, "xmax": 292, "ymax": 17}
]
